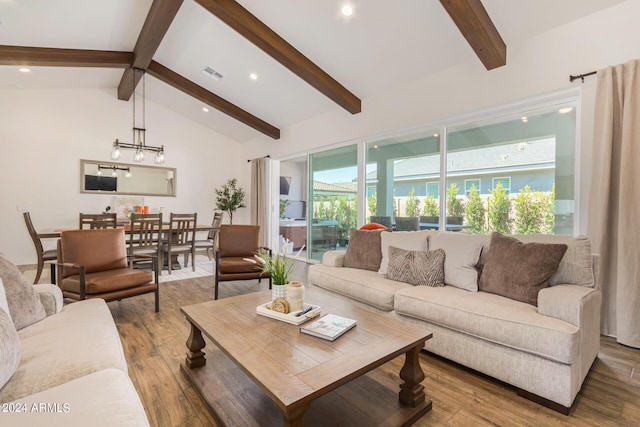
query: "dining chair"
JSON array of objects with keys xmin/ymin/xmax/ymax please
[
  {"xmin": 369, "ymin": 216, "xmax": 393, "ymax": 229},
  {"xmin": 194, "ymin": 211, "xmax": 223, "ymax": 260},
  {"xmin": 215, "ymin": 224, "xmax": 271, "ymax": 300},
  {"xmin": 395, "ymin": 216, "xmax": 420, "ymax": 231},
  {"xmin": 23, "ymin": 212, "xmax": 58, "ymax": 284},
  {"xmin": 79, "ymin": 213, "xmax": 117, "ymax": 229},
  {"xmin": 161, "ymin": 213, "xmax": 197, "ymax": 275},
  {"xmin": 57, "ymin": 228, "xmax": 159, "ymax": 312},
  {"xmin": 128, "ymin": 213, "xmax": 163, "ymax": 273}
]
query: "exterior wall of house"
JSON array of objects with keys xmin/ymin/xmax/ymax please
[
  {"xmin": 240, "ymin": 0, "xmax": 640, "ymax": 240},
  {"xmin": 0, "ymin": 88, "xmax": 244, "ymax": 264}
]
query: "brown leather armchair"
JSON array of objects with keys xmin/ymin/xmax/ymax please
[
  {"xmin": 57, "ymin": 228, "xmax": 159, "ymax": 311},
  {"xmin": 214, "ymin": 224, "xmax": 271, "ymax": 300}
]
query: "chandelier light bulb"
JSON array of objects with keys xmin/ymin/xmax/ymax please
[{"xmin": 111, "ymin": 141, "xmax": 121, "ymax": 160}]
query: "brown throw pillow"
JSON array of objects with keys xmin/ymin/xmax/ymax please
[
  {"xmin": 478, "ymin": 232, "xmax": 568, "ymax": 306},
  {"xmin": 386, "ymin": 246, "xmax": 445, "ymax": 287},
  {"xmin": 0, "ymin": 254, "xmax": 46, "ymax": 330},
  {"xmin": 343, "ymin": 228, "xmax": 384, "ymax": 271}
]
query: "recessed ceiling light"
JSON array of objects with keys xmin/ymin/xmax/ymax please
[
  {"xmin": 558, "ymin": 107, "xmax": 574, "ymax": 114},
  {"xmin": 249, "ymin": 73, "xmax": 258, "ymax": 81},
  {"xmin": 202, "ymin": 107, "xmax": 209, "ymax": 113},
  {"xmin": 434, "ymin": 133, "xmax": 439, "ymax": 137},
  {"xmin": 341, "ymin": 4, "xmax": 353, "ymax": 17},
  {"xmin": 521, "ymin": 116, "xmax": 528, "ymax": 123},
  {"xmin": 18, "ymin": 67, "xmax": 31, "ymax": 73}
]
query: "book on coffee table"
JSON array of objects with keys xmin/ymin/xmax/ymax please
[{"xmin": 300, "ymin": 314, "xmax": 357, "ymax": 341}]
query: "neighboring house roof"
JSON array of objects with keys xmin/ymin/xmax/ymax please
[
  {"xmin": 367, "ymin": 138, "xmax": 556, "ymax": 181},
  {"xmin": 313, "ymin": 181, "xmax": 357, "ymax": 193}
]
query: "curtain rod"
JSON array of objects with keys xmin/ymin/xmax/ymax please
[
  {"xmin": 247, "ymin": 155, "xmax": 271, "ymax": 163},
  {"xmin": 569, "ymin": 70, "xmax": 596, "ymax": 83}
]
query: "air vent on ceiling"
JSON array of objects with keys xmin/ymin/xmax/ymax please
[{"xmin": 203, "ymin": 66, "xmax": 223, "ymax": 81}]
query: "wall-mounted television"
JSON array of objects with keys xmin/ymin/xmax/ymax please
[
  {"xmin": 84, "ymin": 175, "xmax": 117, "ymax": 192},
  {"xmin": 280, "ymin": 176, "xmax": 291, "ymax": 195}
]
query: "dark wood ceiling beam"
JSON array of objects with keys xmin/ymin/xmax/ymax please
[
  {"xmin": 0, "ymin": 45, "xmax": 132, "ymax": 67},
  {"xmin": 439, "ymin": 0, "xmax": 506, "ymax": 70},
  {"xmin": 193, "ymin": 0, "xmax": 361, "ymax": 114},
  {"xmin": 118, "ymin": 0, "xmax": 185, "ymax": 101},
  {"xmin": 148, "ymin": 60, "xmax": 280, "ymax": 139}
]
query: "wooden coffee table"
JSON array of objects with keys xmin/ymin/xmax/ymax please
[{"xmin": 180, "ymin": 289, "xmax": 432, "ymax": 426}]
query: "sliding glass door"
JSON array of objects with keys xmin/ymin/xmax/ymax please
[{"xmin": 308, "ymin": 145, "xmax": 357, "ymax": 261}]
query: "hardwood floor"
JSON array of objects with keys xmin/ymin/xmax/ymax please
[{"xmin": 107, "ymin": 263, "xmax": 640, "ymax": 426}]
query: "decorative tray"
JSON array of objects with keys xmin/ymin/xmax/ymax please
[{"xmin": 256, "ymin": 302, "xmax": 321, "ymax": 325}]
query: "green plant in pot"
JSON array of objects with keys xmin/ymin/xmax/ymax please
[{"xmin": 214, "ymin": 178, "xmax": 246, "ymax": 224}]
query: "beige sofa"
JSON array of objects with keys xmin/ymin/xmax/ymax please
[
  {"xmin": 1, "ymin": 255, "xmax": 149, "ymax": 426},
  {"xmin": 307, "ymin": 231, "xmax": 601, "ymax": 413}
]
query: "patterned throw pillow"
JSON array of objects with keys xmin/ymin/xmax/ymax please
[{"xmin": 385, "ymin": 246, "xmax": 445, "ymax": 287}]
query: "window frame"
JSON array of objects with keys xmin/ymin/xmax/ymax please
[{"xmin": 464, "ymin": 179, "xmax": 481, "ymax": 196}]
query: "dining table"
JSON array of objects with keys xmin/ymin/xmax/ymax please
[{"xmin": 51, "ymin": 223, "xmax": 217, "ymax": 271}]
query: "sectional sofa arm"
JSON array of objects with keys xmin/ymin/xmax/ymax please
[
  {"xmin": 322, "ymin": 250, "xmax": 345, "ymax": 267},
  {"xmin": 538, "ymin": 284, "xmax": 602, "ymax": 327},
  {"xmin": 34, "ymin": 284, "xmax": 64, "ymax": 316}
]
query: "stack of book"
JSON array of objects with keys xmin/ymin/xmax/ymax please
[{"xmin": 300, "ymin": 314, "xmax": 357, "ymax": 341}]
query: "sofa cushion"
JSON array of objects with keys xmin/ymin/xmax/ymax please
[
  {"xmin": 429, "ymin": 232, "xmax": 488, "ymax": 292},
  {"xmin": 6, "ymin": 369, "xmax": 150, "ymax": 427},
  {"xmin": 0, "ymin": 277, "xmax": 11, "ymax": 321},
  {"xmin": 394, "ymin": 285, "xmax": 579, "ymax": 363},
  {"xmin": 0, "ymin": 254, "xmax": 46, "ymax": 330},
  {"xmin": 378, "ymin": 230, "xmax": 431, "ymax": 275},
  {"xmin": 386, "ymin": 246, "xmax": 445, "ymax": 287},
  {"xmin": 308, "ymin": 264, "xmax": 412, "ymax": 311},
  {"xmin": 343, "ymin": 228, "xmax": 384, "ymax": 271},
  {"xmin": 0, "ymin": 299, "xmax": 127, "ymax": 402},
  {"xmin": 480, "ymin": 234, "xmax": 594, "ymax": 287},
  {"xmin": 479, "ymin": 232, "xmax": 567, "ymax": 306},
  {"xmin": 0, "ymin": 307, "xmax": 21, "ymax": 389}
]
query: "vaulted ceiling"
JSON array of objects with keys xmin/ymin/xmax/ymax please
[{"xmin": 0, "ymin": 0, "xmax": 624, "ymax": 142}]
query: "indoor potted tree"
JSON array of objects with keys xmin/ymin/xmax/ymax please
[{"xmin": 214, "ymin": 178, "xmax": 246, "ymax": 224}]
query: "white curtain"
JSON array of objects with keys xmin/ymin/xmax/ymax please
[
  {"xmin": 250, "ymin": 157, "xmax": 268, "ymax": 246},
  {"xmin": 587, "ymin": 59, "xmax": 640, "ymax": 348}
]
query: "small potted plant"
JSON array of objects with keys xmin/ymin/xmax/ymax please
[{"xmin": 247, "ymin": 246, "xmax": 305, "ymax": 304}]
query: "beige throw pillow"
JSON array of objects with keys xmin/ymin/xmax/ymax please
[
  {"xmin": 378, "ymin": 230, "xmax": 431, "ymax": 275},
  {"xmin": 478, "ymin": 232, "xmax": 568, "ymax": 306},
  {"xmin": 0, "ymin": 254, "xmax": 46, "ymax": 330},
  {"xmin": 0, "ymin": 307, "xmax": 21, "ymax": 389},
  {"xmin": 429, "ymin": 232, "xmax": 487, "ymax": 292},
  {"xmin": 343, "ymin": 228, "xmax": 384, "ymax": 271},
  {"xmin": 385, "ymin": 246, "xmax": 445, "ymax": 287}
]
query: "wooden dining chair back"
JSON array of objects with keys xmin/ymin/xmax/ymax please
[
  {"xmin": 395, "ymin": 216, "xmax": 420, "ymax": 231},
  {"xmin": 79, "ymin": 213, "xmax": 117, "ymax": 229},
  {"xmin": 215, "ymin": 224, "xmax": 271, "ymax": 300},
  {"xmin": 194, "ymin": 211, "xmax": 223, "ymax": 260},
  {"xmin": 128, "ymin": 213, "xmax": 163, "ymax": 271},
  {"xmin": 23, "ymin": 212, "xmax": 58, "ymax": 284},
  {"xmin": 162, "ymin": 213, "xmax": 197, "ymax": 275},
  {"xmin": 57, "ymin": 228, "xmax": 159, "ymax": 312}
]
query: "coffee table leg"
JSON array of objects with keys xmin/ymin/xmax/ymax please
[
  {"xmin": 279, "ymin": 403, "xmax": 310, "ymax": 427},
  {"xmin": 185, "ymin": 320, "xmax": 206, "ymax": 368},
  {"xmin": 399, "ymin": 343, "xmax": 426, "ymax": 407}
]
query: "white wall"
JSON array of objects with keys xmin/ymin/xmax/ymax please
[
  {"xmin": 240, "ymin": 0, "xmax": 640, "ymax": 238},
  {"xmin": 0, "ymin": 88, "xmax": 245, "ymax": 264}
]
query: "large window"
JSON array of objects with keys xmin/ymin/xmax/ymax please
[
  {"xmin": 446, "ymin": 101, "xmax": 576, "ymax": 235},
  {"xmin": 365, "ymin": 129, "xmax": 441, "ymax": 223},
  {"xmin": 303, "ymin": 95, "xmax": 577, "ymax": 260}
]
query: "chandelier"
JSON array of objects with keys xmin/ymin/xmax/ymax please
[{"xmin": 111, "ymin": 68, "xmax": 165, "ymax": 164}]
